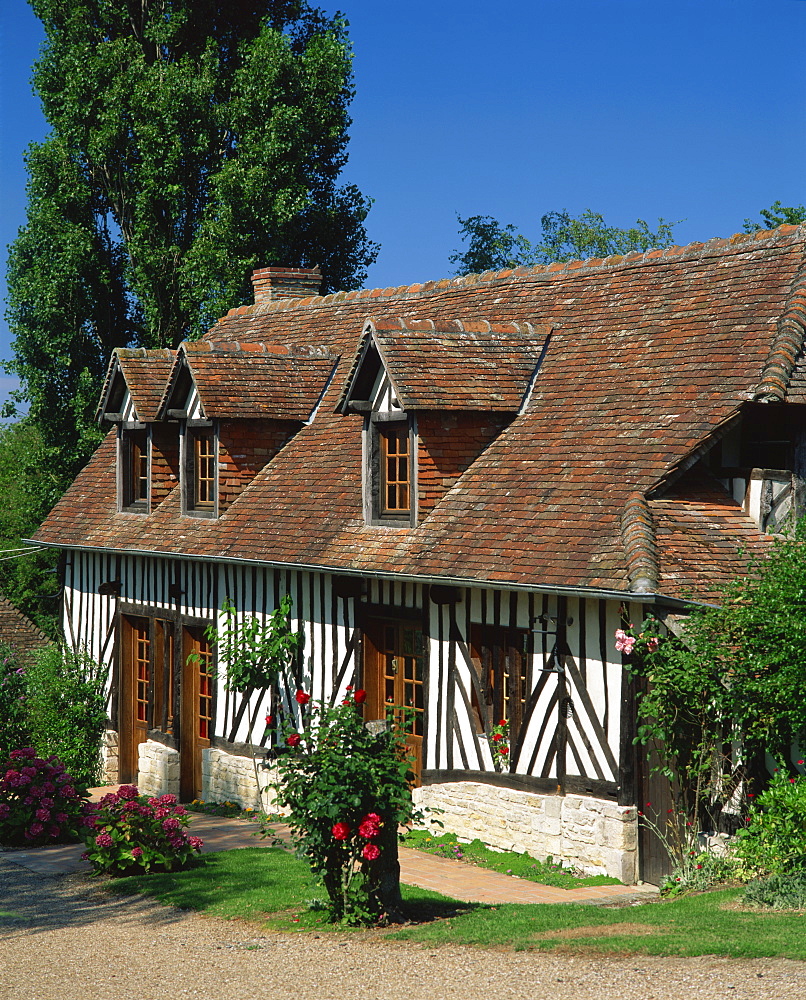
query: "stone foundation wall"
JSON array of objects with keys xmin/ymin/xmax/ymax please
[
  {"xmin": 137, "ymin": 740, "xmax": 180, "ymax": 799},
  {"xmin": 202, "ymin": 748, "xmax": 279, "ymax": 812},
  {"xmin": 100, "ymin": 729, "xmax": 119, "ymax": 784},
  {"xmin": 413, "ymin": 780, "xmax": 638, "ymax": 883}
]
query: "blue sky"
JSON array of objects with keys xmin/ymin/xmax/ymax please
[{"xmin": 1, "ymin": 0, "xmax": 805, "ymax": 405}]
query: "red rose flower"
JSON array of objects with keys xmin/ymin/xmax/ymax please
[
  {"xmin": 358, "ymin": 813, "xmax": 381, "ymax": 838},
  {"xmin": 265, "ymin": 714, "xmax": 275, "ymax": 726},
  {"xmin": 353, "ymin": 689, "xmax": 367, "ymax": 705},
  {"xmin": 295, "ymin": 689, "xmax": 310, "ymax": 705},
  {"xmin": 286, "ymin": 733, "xmax": 301, "ymax": 747},
  {"xmin": 362, "ymin": 843, "xmax": 381, "ymax": 861},
  {"xmin": 332, "ymin": 822, "xmax": 350, "ymax": 841},
  {"xmin": 492, "ymin": 733, "xmax": 503, "ymax": 742},
  {"xmin": 500, "ymin": 746, "xmax": 509, "ymax": 755},
  {"xmin": 499, "ymin": 719, "xmax": 507, "ymax": 727}
]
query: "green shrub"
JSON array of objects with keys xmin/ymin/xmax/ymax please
[
  {"xmin": 26, "ymin": 644, "xmax": 107, "ymax": 788},
  {"xmin": 0, "ymin": 644, "xmax": 30, "ymax": 760},
  {"xmin": 82, "ymin": 785, "xmax": 204, "ymax": 875},
  {"xmin": 0, "ymin": 747, "xmax": 89, "ymax": 846},
  {"xmin": 744, "ymin": 871, "xmax": 806, "ymax": 909},
  {"xmin": 272, "ymin": 687, "xmax": 420, "ymax": 925},
  {"xmin": 663, "ymin": 848, "xmax": 745, "ymax": 895},
  {"xmin": 735, "ymin": 766, "xmax": 806, "ymax": 875}
]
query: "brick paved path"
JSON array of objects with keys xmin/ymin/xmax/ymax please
[{"xmin": 1, "ymin": 787, "xmax": 657, "ymax": 906}]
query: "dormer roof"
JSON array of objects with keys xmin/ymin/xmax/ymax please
[
  {"xmin": 96, "ymin": 348, "xmax": 176, "ymax": 423},
  {"xmin": 157, "ymin": 340, "xmax": 340, "ymax": 422},
  {"xmin": 337, "ymin": 318, "xmax": 551, "ymax": 414}
]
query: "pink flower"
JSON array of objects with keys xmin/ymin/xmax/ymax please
[
  {"xmin": 117, "ymin": 784, "xmax": 139, "ymax": 800},
  {"xmin": 95, "ymin": 833, "xmax": 113, "ymax": 848},
  {"xmin": 646, "ymin": 637, "xmax": 660, "ymax": 652},
  {"xmin": 615, "ymin": 630, "xmax": 636, "ymax": 654},
  {"xmin": 188, "ymin": 836, "xmax": 204, "ymax": 851},
  {"xmin": 295, "ymin": 689, "xmax": 310, "ymax": 705},
  {"xmin": 162, "ymin": 817, "xmax": 181, "ymax": 831},
  {"xmin": 332, "ymin": 822, "xmax": 351, "ymax": 841},
  {"xmin": 131, "ymin": 847, "xmax": 143, "ymax": 858},
  {"xmin": 353, "ymin": 689, "xmax": 367, "ymax": 705},
  {"xmin": 362, "ymin": 843, "xmax": 381, "ymax": 861}
]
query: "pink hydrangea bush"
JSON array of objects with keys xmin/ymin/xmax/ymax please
[
  {"xmin": 0, "ymin": 748, "xmax": 90, "ymax": 846},
  {"xmin": 81, "ymin": 785, "xmax": 203, "ymax": 875}
]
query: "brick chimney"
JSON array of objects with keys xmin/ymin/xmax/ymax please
[{"xmin": 251, "ymin": 266, "xmax": 322, "ymax": 305}]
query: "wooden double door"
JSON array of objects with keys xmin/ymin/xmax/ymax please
[
  {"xmin": 362, "ymin": 618, "xmax": 425, "ymax": 783},
  {"xmin": 119, "ymin": 615, "xmax": 213, "ymax": 801}
]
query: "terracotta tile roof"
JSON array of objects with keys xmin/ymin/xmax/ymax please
[
  {"xmin": 650, "ymin": 469, "xmax": 773, "ymax": 602},
  {"xmin": 97, "ymin": 349, "xmax": 176, "ymax": 422},
  {"xmin": 338, "ymin": 318, "xmax": 550, "ymax": 411},
  {"xmin": 35, "ymin": 225, "xmax": 806, "ymax": 601},
  {"xmin": 159, "ymin": 341, "xmax": 339, "ymax": 421},
  {"xmin": 0, "ymin": 596, "xmax": 51, "ymax": 660}
]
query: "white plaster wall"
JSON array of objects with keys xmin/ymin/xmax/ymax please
[{"xmin": 413, "ymin": 780, "xmax": 638, "ymax": 884}]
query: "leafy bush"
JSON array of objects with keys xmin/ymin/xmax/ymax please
[
  {"xmin": 272, "ymin": 687, "xmax": 420, "ymax": 925},
  {"xmin": 0, "ymin": 644, "xmax": 30, "ymax": 760},
  {"xmin": 0, "ymin": 747, "xmax": 89, "ymax": 846},
  {"xmin": 82, "ymin": 785, "xmax": 203, "ymax": 875},
  {"xmin": 26, "ymin": 644, "xmax": 107, "ymax": 788},
  {"xmin": 662, "ymin": 848, "xmax": 745, "ymax": 895},
  {"xmin": 744, "ymin": 871, "xmax": 806, "ymax": 910},
  {"xmin": 735, "ymin": 766, "xmax": 806, "ymax": 875}
]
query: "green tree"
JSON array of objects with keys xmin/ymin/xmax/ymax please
[
  {"xmin": 450, "ymin": 210, "xmax": 679, "ymax": 275},
  {"xmin": 624, "ymin": 520, "xmax": 806, "ymax": 838},
  {"xmin": 0, "ymin": 420, "xmax": 61, "ymax": 634},
  {"xmin": 6, "ymin": 0, "xmax": 378, "ymax": 486},
  {"xmin": 743, "ymin": 200, "xmax": 806, "ymax": 233}
]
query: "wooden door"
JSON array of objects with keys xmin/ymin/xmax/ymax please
[
  {"xmin": 637, "ymin": 742, "xmax": 677, "ymax": 886},
  {"xmin": 119, "ymin": 616, "xmax": 151, "ymax": 783},
  {"xmin": 363, "ymin": 619, "xmax": 425, "ymax": 783},
  {"xmin": 180, "ymin": 627, "xmax": 214, "ymax": 801}
]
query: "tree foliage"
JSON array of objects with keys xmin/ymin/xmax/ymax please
[
  {"xmin": 6, "ymin": 0, "xmax": 378, "ymax": 484},
  {"xmin": 743, "ymin": 200, "xmax": 806, "ymax": 233},
  {"xmin": 450, "ymin": 209, "xmax": 679, "ymax": 275},
  {"xmin": 0, "ymin": 421, "xmax": 61, "ymax": 634},
  {"xmin": 624, "ymin": 520, "xmax": 806, "ymax": 829}
]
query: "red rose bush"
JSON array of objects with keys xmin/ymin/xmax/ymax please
[{"xmin": 270, "ymin": 687, "xmax": 420, "ymax": 924}]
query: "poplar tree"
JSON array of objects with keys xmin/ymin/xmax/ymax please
[{"xmin": 6, "ymin": 0, "xmax": 377, "ymax": 485}]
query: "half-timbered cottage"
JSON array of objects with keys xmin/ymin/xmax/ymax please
[{"xmin": 32, "ymin": 230, "xmax": 806, "ymax": 882}]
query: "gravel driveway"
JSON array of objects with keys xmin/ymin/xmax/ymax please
[{"xmin": 1, "ymin": 857, "xmax": 805, "ymax": 1000}]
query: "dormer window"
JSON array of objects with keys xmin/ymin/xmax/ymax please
[
  {"xmin": 183, "ymin": 425, "xmax": 218, "ymax": 517},
  {"xmin": 337, "ymin": 318, "xmax": 550, "ymax": 529},
  {"xmin": 380, "ymin": 423, "xmax": 411, "ymax": 516},
  {"xmin": 120, "ymin": 428, "xmax": 150, "ymax": 512},
  {"xmin": 368, "ymin": 414, "xmax": 416, "ymax": 527}
]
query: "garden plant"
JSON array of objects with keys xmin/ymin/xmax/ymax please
[
  {"xmin": 82, "ymin": 784, "xmax": 203, "ymax": 875},
  {"xmin": 271, "ymin": 686, "xmax": 420, "ymax": 925},
  {"xmin": 0, "ymin": 747, "xmax": 89, "ymax": 846}
]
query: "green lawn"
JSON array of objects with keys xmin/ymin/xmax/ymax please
[
  {"xmin": 402, "ymin": 830, "xmax": 621, "ymax": 888},
  {"xmin": 107, "ymin": 846, "xmax": 806, "ymax": 958}
]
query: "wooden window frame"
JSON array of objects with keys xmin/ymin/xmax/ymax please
[
  {"xmin": 182, "ymin": 422, "xmax": 218, "ymax": 518},
  {"xmin": 366, "ymin": 413, "xmax": 417, "ymax": 527},
  {"xmin": 470, "ymin": 625, "xmax": 531, "ymax": 742},
  {"xmin": 119, "ymin": 426, "xmax": 150, "ymax": 513}
]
